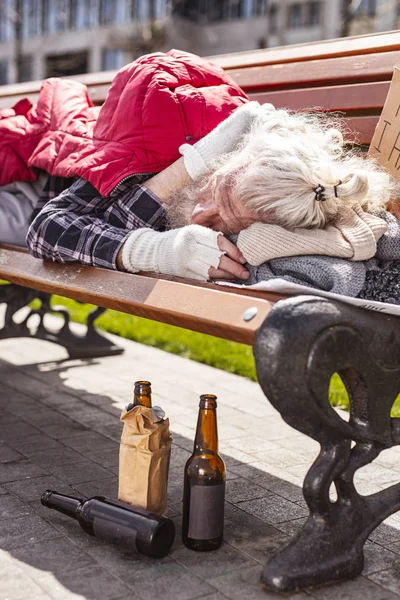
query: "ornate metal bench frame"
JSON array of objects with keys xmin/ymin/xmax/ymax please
[
  {"xmin": 0, "ymin": 283, "xmax": 123, "ymax": 359},
  {"xmin": 254, "ymin": 296, "xmax": 400, "ymax": 593}
]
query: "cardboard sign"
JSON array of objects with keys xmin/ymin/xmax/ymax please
[{"xmin": 368, "ymin": 67, "xmax": 400, "ymax": 182}]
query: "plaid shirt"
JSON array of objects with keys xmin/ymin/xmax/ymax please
[{"xmin": 27, "ymin": 175, "xmax": 166, "ymax": 270}]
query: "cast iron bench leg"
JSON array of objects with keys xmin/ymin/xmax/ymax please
[
  {"xmin": 0, "ymin": 283, "xmax": 123, "ymax": 359},
  {"xmin": 254, "ymin": 296, "xmax": 400, "ymax": 594}
]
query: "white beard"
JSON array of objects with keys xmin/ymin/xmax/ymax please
[{"xmin": 164, "ymin": 179, "xmax": 207, "ymax": 230}]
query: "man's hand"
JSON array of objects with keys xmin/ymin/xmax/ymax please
[
  {"xmin": 191, "ymin": 173, "xmax": 259, "ymax": 235},
  {"xmin": 209, "ymin": 235, "xmax": 249, "ymax": 280},
  {"xmin": 118, "ymin": 226, "xmax": 249, "ymax": 281},
  {"xmin": 211, "ymin": 173, "xmax": 259, "ymax": 234}
]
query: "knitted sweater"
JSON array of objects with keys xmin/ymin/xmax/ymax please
[
  {"xmin": 236, "ymin": 204, "xmax": 387, "ymax": 265},
  {"xmin": 235, "ymin": 211, "xmax": 400, "ymax": 305}
]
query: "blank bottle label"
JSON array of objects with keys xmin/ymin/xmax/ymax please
[
  {"xmin": 93, "ymin": 517, "xmax": 137, "ymax": 550},
  {"xmin": 188, "ymin": 483, "xmax": 225, "ymax": 540}
]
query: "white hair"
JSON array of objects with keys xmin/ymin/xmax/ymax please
[{"xmin": 206, "ymin": 104, "xmax": 397, "ymax": 229}]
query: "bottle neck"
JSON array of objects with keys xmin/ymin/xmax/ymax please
[
  {"xmin": 133, "ymin": 393, "xmax": 152, "ymax": 408},
  {"xmin": 133, "ymin": 382, "xmax": 152, "ymax": 408},
  {"xmin": 193, "ymin": 407, "xmax": 219, "ymax": 455},
  {"xmin": 41, "ymin": 490, "xmax": 82, "ymax": 520}
]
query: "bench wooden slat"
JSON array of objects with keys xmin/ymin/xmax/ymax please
[
  {"xmin": 229, "ymin": 50, "xmax": 400, "ymax": 91},
  {"xmin": 209, "ymin": 31, "xmax": 400, "ymax": 69},
  {"xmin": 344, "ymin": 115, "xmax": 378, "ymax": 145},
  {"xmin": 249, "ymin": 81, "xmax": 390, "ymax": 113},
  {"xmin": 0, "ymin": 247, "xmax": 279, "ymax": 345}
]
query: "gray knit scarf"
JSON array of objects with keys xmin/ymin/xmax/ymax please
[{"xmin": 232, "ymin": 211, "xmax": 400, "ymax": 305}]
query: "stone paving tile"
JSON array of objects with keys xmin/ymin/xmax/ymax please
[
  {"xmin": 93, "ymin": 422, "xmax": 124, "ymax": 442},
  {"xmin": 223, "ymin": 515, "xmax": 288, "ymax": 564},
  {"xmin": 21, "ymin": 406, "xmax": 71, "ymax": 428},
  {"xmin": 48, "ymin": 459, "xmax": 114, "ymax": 485},
  {"xmin": 354, "ymin": 463, "xmax": 400, "ymax": 486},
  {"xmin": 27, "ymin": 446, "xmax": 89, "ymax": 468},
  {"xmin": 368, "ymin": 566, "xmax": 400, "ymax": 596},
  {"xmin": 8, "ymin": 434, "xmax": 64, "ymax": 456},
  {"xmin": 237, "ymin": 494, "xmax": 309, "ymax": 525},
  {"xmin": 274, "ymin": 517, "xmax": 307, "ymax": 537},
  {"xmin": 83, "ymin": 447, "xmax": 120, "ymax": 471},
  {"xmin": 173, "ymin": 542, "xmax": 258, "ymax": 579},
  {"xmin": 0, "ymin": 420, "xmax": 42, "ymax": 443},
  {"xmin": 37, "ymin": 565, "xmax": 137, "ymax": 600},
  {"xmin": 370, "ymin": 523, "xmax": 400, "ymax": 548},
  {"xmin": 3, "ymin": 473, "xmax": 77, "ymax": 503},
  {"xmin": 0, "ymin": 443, "xmax": 25, "ymax": 463},
  {"xmin": 41, "ymin": 420, "xmax": 90, "ymax": 440},
  {"xmin": 0, "ymin": 369, "xmax": 52, "ymax": 400},
  {"xmin": 225, "ymin": 478, "xmax": 272, "ymax": 504},
  {"xmin": 123, "ymin": 560, "xmax": 216, "ymax": 600},
  {"xmin": 11, "ymin": 536, "xmax": 97, "ymax": 578},
  {"xmin": 169, "ymin": 446, "xmax": 192, "ymax": 470},
  {"xmin": 0, "ymin": 459, "xmax": 49, "ymax": 484},
  {"xmin": 168, "ymin": 465, "xmax": 185, "ymax": 487},
  {"xmin": 220, "ymin": 436, "xmax": 277, "ymax": 456},
  {"xmin": 73, "ymin": 476, "xmax": 119, "ymax": 499},
  {"xmin": 274, "ymin": 434, "xmax": 320, "ymax": 458},
  {"xmin": 0, "ymin": 560, "xmax": 52, "ymax": 600},
  {"xmin": 311, "ymin": 575, "xmax": 400, "ymax": 599},
  {"xmin": 0, "ymin": 492, "xmax": 34, "ymax": 520},
  {"xmin": 61, "ymin": 431, "xmax": 118, "ymax": 453},
  {"xmin": 250, "ymin": 447, "xmax": 310, "ymax": 469},
  {"xmin": 197, "ymin": 594, "xmax": 230, "ymax": 600},
  {"xmin": 68, "ymin": 407, "xmax": 118, "ymax": 429},
  {"xmin": 363, "ymin": 540, "xmax": 400, "ymax": 575},
  {"xmin": 374, "ymin": 448, "xmax": 400, "ymax": 470},
  {"xmin": 220, "ymin": 448, "xmax": 257, "ymax": 467},
  {"xmin": 0, "ymin": 512, "xmax": 62, "ymax": 550},
  {"xmin": 208, "ymin": 564, "xmax": 311, "ymax": 600},
  {"xmin": 228, "ymin": 461, "xmax": 305, "ymax": 494},
  {"xmin": 171, "ymin": 432, "xmax": 194, "ymax": 452}
]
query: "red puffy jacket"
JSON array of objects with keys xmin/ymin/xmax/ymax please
[
  {"xmin": 0, "ymin": 79, "xmax": 98, "ymax": 187},
  {"xmin": 3, "ymin": 49, "xmax": 248, "ymax": 196}
]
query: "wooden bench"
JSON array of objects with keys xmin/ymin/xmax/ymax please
[{"xmin": 1, "ymin": 30, "xmax": 400, "ymax": 594}]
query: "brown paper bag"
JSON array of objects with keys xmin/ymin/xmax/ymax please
[{"xmin": 118, "ymin": 405, "xmax": 172, "ymax": 515}]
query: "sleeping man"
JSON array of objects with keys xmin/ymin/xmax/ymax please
[{"xmin": 25, "ymin": 50, "xmax": 397, "ymax": 290}]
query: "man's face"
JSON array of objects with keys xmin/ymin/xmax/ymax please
[{"xmin": 190, "ymin": 173, "xmax": 261, "ymax": 234}]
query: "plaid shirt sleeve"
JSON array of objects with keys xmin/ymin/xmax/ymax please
[{"xmin": 27, "ymin": 177, "xmax": 167, "ymax": 270}]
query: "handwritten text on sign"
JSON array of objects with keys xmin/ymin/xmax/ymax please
[{"xmin": 369, "ymin": 67, "xmax": 400, "ymax": 182}]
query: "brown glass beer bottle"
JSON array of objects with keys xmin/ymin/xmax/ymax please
[
  {"xmin": 41, "ymin": 490, "xmax": 175, "ymax": 558},
  {"xmin": 132, "ymin": 380, "xmax": 152, "ymax": 408},
  {"xmin": 182, "ymin": 394, "xmax": 226, "ymax": 551}
]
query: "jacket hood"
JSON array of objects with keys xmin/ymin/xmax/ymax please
[{"xmin": 31, "ymin": 49, "xmax": 248, "ymax": 197}]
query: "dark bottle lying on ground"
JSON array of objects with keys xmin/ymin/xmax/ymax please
[
  {"xmin": 41, "ymin": 490, "xmax": 175, "ymax": 558},
  {"xmin": 182, "ymin": 394, "xmax": 226, "ymax": 551},
  {"xmin": 131, "ymin": 380, "xmax": 152, "ymax": 409}
]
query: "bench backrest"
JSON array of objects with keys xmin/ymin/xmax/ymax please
[{"xmin": 1, "ymin": 31, "xmax": 399, "ymax": 144}]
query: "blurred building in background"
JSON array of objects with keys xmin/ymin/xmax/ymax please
[{"xmin": 0, "ymin": 0, "xmax": 399, "ymax": 85}]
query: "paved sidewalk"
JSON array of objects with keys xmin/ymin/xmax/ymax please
[{"xmin": 1, "ymin": 320, "xmax": 400, "ymax": 600}]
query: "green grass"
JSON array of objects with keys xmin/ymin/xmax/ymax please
[{"xmin": 39, "ymin": 295, "xmax": 400, "ymax": 417}]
